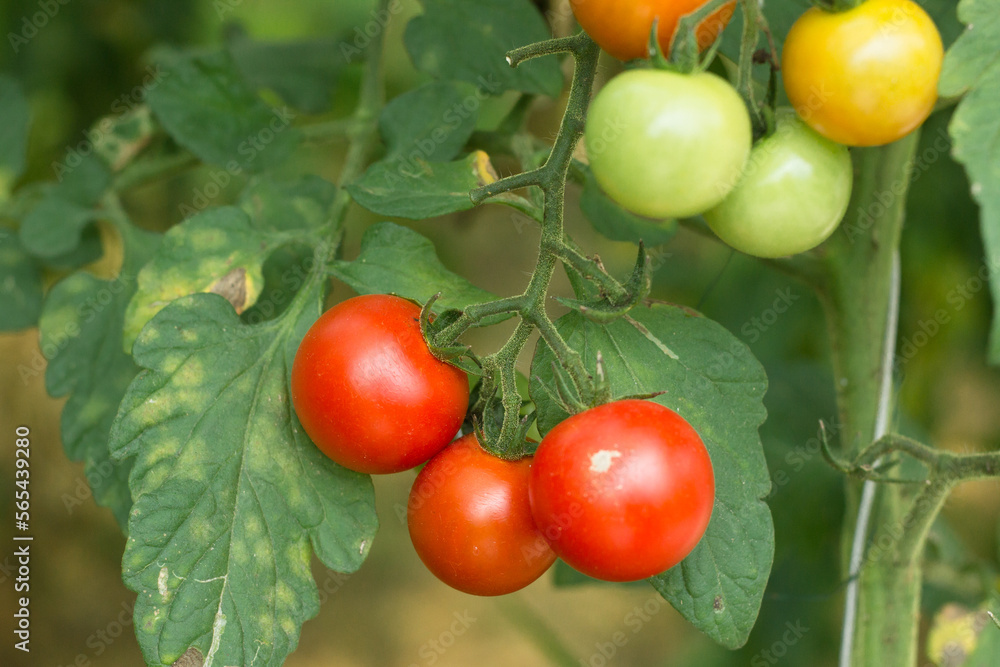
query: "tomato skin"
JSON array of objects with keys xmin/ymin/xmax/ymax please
[
  {"xmin": 407, "ymin": 434, "xmax": 557, "ymax": 596},
  {"xmin": 585, "ymin": 69, "xmax": 751, "ymax": 219},
  {"xmin": 529, "ymin": 400, "xmax": 714, "ymax": 582},
  {"xmin": 291, "ymin": 294, "xmax": 468, "ymax": 474},
  {"xmin": 570, "ymin": 0, "xmax": 736, "ymax": 61},
  {"xmin": 704, "ymin": 108, "xmax": 853, "ymax": 258},
  {"xmin": 782, "ymin": 0, "xmax": 943, "ymax": 147}
]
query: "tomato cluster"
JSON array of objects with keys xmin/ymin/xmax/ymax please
[
  {"xmin": 290, "ymin": 0, "xmax": 945, "ymax": 599},
  {"xmin": 577, "ymin": 0, "xmax": 942, "ymax": 258},
  {"xmin": 292, "ymin": 296, "xmax": 715, "ymax": 594}
]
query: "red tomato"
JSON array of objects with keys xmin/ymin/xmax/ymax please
[
  {"xmin": 570, "ymin": 0, "xmax": 736, "ymax": 61},
  {"xmin": 291, "ymin": 294, "xmax": 468, "ymax": 474},
  {"xmin": 407, "ymin": 434, "xmax": 557, "ymax": 596},
  {"xmin": 529, "ymin": 400, "xmax": 714, "ymax": 582}
]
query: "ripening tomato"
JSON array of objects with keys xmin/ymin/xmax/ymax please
[
  {"xmin": 704, "ymin": 108, "xmax": 854, "ymax": 258},
  {"xmin": 584, "ymin": 68, "xmax": 752, "ymax": 219},
  {"xmin": 570, "ymin": 0, "xmax": 736, "ymax": 61},
  {"xmin": 529, "ymin": 400, "xmax": 714, "ymax": 582},
  {"xmin": 291, "ymin": 294, "xmax": 468, "ymax": 474},
  {"xmin": 782, "ymin": 0, "xmax": 944, "ymax": 146},
  {"xmin": 407, "ymin": 434, "xmax": 557, "ymax": 596}
]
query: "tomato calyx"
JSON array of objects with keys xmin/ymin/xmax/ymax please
[
  {"xmin": 419, "ymin": 292, "xmax": 481, "ymax": 375},
  {"xmin": 643, "ymin": 5, "xmax": 726, "ymax": 76},
  {"xmin": 815, "ymin": 0, "xmax": 865, "ymax": 12}
]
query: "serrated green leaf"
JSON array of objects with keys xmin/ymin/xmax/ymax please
[
  {"xmin": 238, "ymin": 175, "xmax": 339, "ymax": 232},
  {"xmin": 20, "ymin": 198, "xmax": 100, "ymax": 258},
  {"xmin": 579, "ymin": 168, "xmax": 678, "ymax": 246},
  {"xmin": 0, "ymin": 75, "xmax": 30, "ymax": 198},
  {"xmin": 92, "ymin": 105, "xmax": 158, "ymax": 172},
  {"xmin": 109, "ymin": 290, "xmax": 377, "ymax": 667},
  {"xmin": 347, "ymin": 150, "xmax": 490, "ymax": 219},
  {"xmin": 226, "ymin": 26, "xmax": 347, "ymax": 114},
  {"xmin": 380, "ymin": 81, "xmax": 479, "ymax": 164},
  {"xmin": 0, "ymin": 230, "xmax": 43, "ymax": 331},
  {"xmin": 939, "ymin": 0, "xmax": 1000, "ymax": 362},
  {"xmin": 236, "ymin": 176, "xmax": 337, "ymax": 324},
  {"xmin": 405, "ymin": 0, "xmax": 563, "ymax": 97},
  {"xmin": 530, "ymin": 303, "xmax": 772, "ymax": 649},
  {"xmin": 146, "ymin": 49, "xmax": 300, "ymax": 173},
  {"xmin": 38, "ymin": 226, "xmax": 161, "ymax": 527},
  {"xmin": 330, "ymin": 221, "xmax": 498, "ymax": 314},
  {"xmin": 123, "ymin": 206, "xmax": 312, "ymax": 351},
  {"xmin": 18, "ymin": 154, "xmax": 111, "ymax": 259}
]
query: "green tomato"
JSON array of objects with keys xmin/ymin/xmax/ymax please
[
  {"xmin": 584, "ymin": 69, "xmax": 752, "ymax": 219},
  {"xmin": 704, "ymin": 109, "xmax": 853, "ymax": 258}
]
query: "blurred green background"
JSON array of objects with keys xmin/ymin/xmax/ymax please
[{"xmin": 2, "ymin": 1, "xmax": 998, "ymax": 666}]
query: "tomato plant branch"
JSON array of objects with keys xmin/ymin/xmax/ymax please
[
  {"xmin": 549, "ymin": 242, "xmax": 630, "ymax": 303},
  {"xmin": 820, "ymin": 135, "xmax": 919, "ymax": 667},
  {"xmin": 113, "ymin": 149, "xmax": 200, "ymax": 193},
  {"xmin": 448, "ymin": 32, "xmax": 604, "ymax": 455}
]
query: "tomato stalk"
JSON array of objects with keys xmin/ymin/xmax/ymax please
[
  {"xmin": 817, "ymin": 133, "xmax": 1000, "ymax": 666},
  {"xmin": 816, "ymin": 134, "xmax": 917, "ymax": 666},
  {"xmin": 426, "ymin": 32, "xmax": 612, "ymax": 457}
]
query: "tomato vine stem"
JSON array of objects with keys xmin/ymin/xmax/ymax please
[{"xmin": 443, "ymin": 31, "xmax": 607, "ymax": 456}]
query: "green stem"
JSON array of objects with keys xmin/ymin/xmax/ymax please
[
  {"xmin": 113, "ymin": 150, "xmax": 200, "ymax": 192},
  {"xmin": 819, "ymin": 135, "xmax": 919, "ymax": 667},
  {"xmin": 551, "ymin": 242, "xmax": 629, "ymax": 303},
  {"xmin": 446, "ymin": 33, "xmax": 604, "ymax": 454}
]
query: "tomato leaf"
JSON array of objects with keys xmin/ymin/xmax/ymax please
[
  {"xmin": 331, "ymin": 221, "xmax": 501, "ymax": 316},
  {"xmin": 91, "ymin": 106, "xmax": 159, "ymax": 172},
  {"xmin": 380, "ymin": 81, "xmax": 481, "ymax": 164},
  {"xmin": 123, "ymin": 198, "xmax": 325, "ymax": 351},
  {"xmin": 939, "ymin": 0, "xmax": 1000, "ymax": 363},
  {"xmin": 109, "ymin": 289, "xmax": 377, "ymax": 667},
  {"xmin": 579, "ymin": 168, "xmax": 678, "ymax": 246},
  {"xmin": 38, "ymin": 225, "xmax": 161, "ymax": 528},
  {"xmin": 0, "ymin": 230, "xmax": 43, "ymax": 331},
  {"xmin": 405, "ymin": 0, "xmax": 563, "ymax": 97},
  {"xmin": 0, "ymin": 74, "xmax": 30, "ymax": 196},
  {"xmin": 530, "ymin": 302, "xmax": 773, "ymax": 649},
  {"xmin": 18, "ymin": 154, "xmax": 110, "ymax": 259},
  {"xmin": 225, "ymin": 26, "xmax": 347, "ymax": 114},
  {"xmin": 145, "ymin": 48, "xmax": 300, "ymax": 173},
  {"xmin": 348, "ymin": 150, "xmax": 530, "ymax": 219}
]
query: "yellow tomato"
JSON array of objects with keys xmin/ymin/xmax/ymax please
[{"xmin": 782, "ymin": 0, "xmax": 943, "ymax": 147}]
